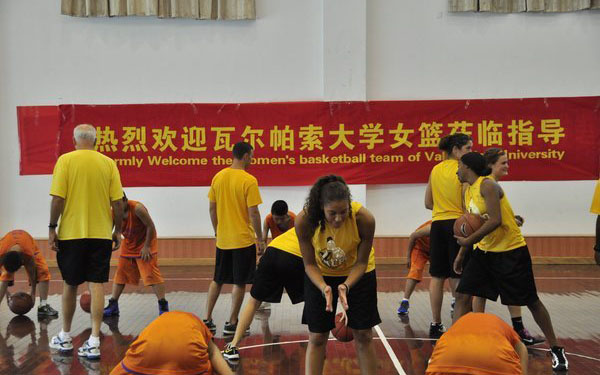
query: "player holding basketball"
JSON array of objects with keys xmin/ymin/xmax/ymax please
[
  {"xmin": 0, "ymin": 230, "xmax": 58, "ymax": 317},
  {"xmin": 103, "ymin": 193, "xmax": 169, "ymax": 317},
  {"xmin": 453, "ymin": 152, "xmax": 568, "ymax": 371},
  {"xmin": 222, "ymin": 227, "xmax": 304, "ymax": 360},
  {"xmin": 478, "ymin": 148, "xmax": 543, "ymax": 346},
  {"xmin": 296, "ymin": 175, "xmax": 380, "ymax": 375},
  {"xmin": 424, "ymin": 133, "xmax": 472, "ymax": 338},
  {"xmin": 110, "ymin": 311, "xmax": 233, "ymax": 375}
]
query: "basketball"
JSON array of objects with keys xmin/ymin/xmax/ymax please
[
  {"xmin": 8, "ymin": 292, "xmax": 34, "ymax": 315},
  {"xmin": 80, "ymin": 291, "xmax": 91, "ymax": 313},
  {"xmin": 331, "ymin": 312, "xmax": 353, "ymax": 342},
  {"xmin": 454, "ymin": 213, "xmax": 485, "ymax": 237}
]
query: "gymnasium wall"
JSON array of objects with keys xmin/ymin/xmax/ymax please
[{"xmin": 1, "ymin": 1, "xmax": 598, "ymax": 259}]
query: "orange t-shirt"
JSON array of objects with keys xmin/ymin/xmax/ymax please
[
  {"xmin": 426, "ymin": 313, "xmax": 522, "ymax": 375},
  {"xmin": 413, "ymin": 220, "xmax": 431, "ymax": 255},
  {"xmin": 115, "ymin": 311, "xmax": 213, "ymax": 375},
  {"xmin": 265, "ymin": 211, "xmax": 296, "ymax": 239},
  {"xmin": 0, "ymin": 230, "xmax": 37, "ymax": 258},
  {"xmin": 120, "ymin": 200, "xmax": 158, "ymax": 258}
]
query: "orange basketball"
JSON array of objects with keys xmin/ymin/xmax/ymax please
[
  {"xmin": 331, "ymin": 312, "xmax": 353, "ymax": 342},
  {"xmin": 80, "ymin": 291, "xmax": 91, "ymax": 313},
  {"xmin": 453, "ymin": 213, "xmax": 484, "ymax": 237},
  {"xmin": 8, "ymin": 292, "xmax": 34, "ymax": 315}
]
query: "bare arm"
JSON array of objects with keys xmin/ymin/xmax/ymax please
[
  {"xmin": 456, "ymin": 179, "xmax": 502, "ymax": 247},
  {"xmin": 23, "ymin": 256, "xmax": 37, "ymax": 297},
  {"xmin": 49, "ymin": 195, "xmax": 65, "ymax": 252},
  {"xmin": 207, "ymin": 340, "xmax": 234, "ymax": 375},
  {"xmin": 134, "ymin": 203, "xmax": 156, "ymax": 262},
  {"xmin": 514, "ymin": 341, "xmax": 528, "ymax": 375},
  {"xmin": 248, "ymin": 205, "xmax": 265, "ymax": 255},
  {"xmin": 262, "ymin": 219, "xmax": 270, "ymax": 244},
  {"xmin": 338, "ymin": 206, "xmax": 376, "ymax": 311},
  {"xmin": 111, "ymin": 199, "xmax": 124, "ymax": 251},
  {"xmin": 296, "ymin": 210, "xmax": 332, "ymax": 311},
  {"xmin": 209, "ymin": 201, "xmax": 217, "ymax": 236},
  {"xmin": 406, "ymin": 224, "xmax": 431, "ymax": 269},
  {"xmin": 424, "ymin": 175, "xmax": 433, "ymax": 210}
]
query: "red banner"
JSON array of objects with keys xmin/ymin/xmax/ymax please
[{"xmin": 17, "ymin": 97, "xmax": 600, "ymax": 186}]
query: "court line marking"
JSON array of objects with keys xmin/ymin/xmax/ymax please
[
  {"xmin": 374, "ymin": 325, "xmax": 407, "ymax": 375},
  {"xmin": 529, "ymin": 348, "xmax": 600, "ymax": 363}
]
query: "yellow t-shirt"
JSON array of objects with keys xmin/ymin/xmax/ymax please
[
  {"xmin": 311, "ymin": 201, "xmax": 376, "ymax": 276},
  {"xmin": 465, "ymin": 176, "xmax": 526, "ymax": 252},
  {"xmin": 590, "ymin": 179, "xmax": 600, "ymax": 214},
  {"xmin": 430, "ymin": 159, "xmax": 463, "ymax": 221},
  {"xmin": 269, "ymin": 227, "xmax": 301, "ymax": 258},
  {"xmin": 50, "ymin": 150, "xmax": 123, "ymax": 240},
  {"xmin": 208, "ymin": 167, "xmax": 262, "ymax": 249}
]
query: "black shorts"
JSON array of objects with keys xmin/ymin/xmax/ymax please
[
  {"xmin": 214, "ymin": 244, "xmax": 256, "ymax": 285},
  {"xmin": 429, "ymin": 219, "xmax": 461, "ymax": 279},
  {"xmin": 456, "ymin": 245, "xmax": 539, "ymax": 306},
  {"xmin": 250, "ymin": 247, "xmax": 305, "ymax": 304},
  {"xmin": 302, "ymin": 270, "xmax": 381, "ymax": 333},
  {"xmin": 57, "ymin": 239, "xmax": 112, "ymax": 286}
]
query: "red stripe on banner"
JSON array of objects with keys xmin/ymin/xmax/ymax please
[
  {"xmin": 17, "ymin": 105, "xmax": 61, "ymax": 175},
  {"xmin": 16, "ymin": 97, "xmax": 600, "ymax": 186}
]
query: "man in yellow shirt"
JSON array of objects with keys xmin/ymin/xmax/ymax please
[
  {"xmin": 48, "ymin": 124, "xmax": 124, "ymax": 360},
  {"xmin": 591, "ymin": 179, "xmax": 600, "ymax": 265},
  {"xmin": 204, "ymin": 141, "xmax": 265, "ymax": 335}
]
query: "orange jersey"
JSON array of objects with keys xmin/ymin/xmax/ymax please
[
  {"xmin": 0, "ymin": 230, "xmax": 37, "ymax": 258},
  {"xmin": 266, "ymin": 211, "xmax": 296, "ymax": 239},
  {"xmin": 115, "ymin": 311, "xmax": 213, "ymax": 375},
  {"xmin": 413, "ymin": 220, "xmax": 431, "ymax": 255},
  {"xmin": 426, "ymin": 313, "xmax": 522, "ymax": 375},
  {"xmin": 120, "ymin": 200, "xmax": 157, "ymax": 257}
]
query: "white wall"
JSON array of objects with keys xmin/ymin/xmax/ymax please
[{"xmin": 1, "ymin": 0, "xmax": 598, "ymax": 237}]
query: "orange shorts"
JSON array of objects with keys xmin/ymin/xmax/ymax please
[
  {"xmin": 406, "ymin": 247, "xmax": 429, "ymax": 282},
  {"xmin": 1, "ymin": 251, "xmax": 51, "ymax": 283},
  {"xmin": 114, "ymin": 255, "xmax": 164, "ymax": 286}
]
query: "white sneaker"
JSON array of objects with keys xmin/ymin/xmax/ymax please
[
  {"xmin": 49, "ymin": 335, "xmax": 73, "ymax": 352},
  {"xmin": 78, "ymin": 340, "xmax": 100, "ymax": 360}
]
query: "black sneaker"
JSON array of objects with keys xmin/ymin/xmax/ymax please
[
  {"xmin": 516, "ymin": 328, "xmax": 544, "ymax": 346},
  {"xmin": 222, "ymin": 343, "xmax": 240, "ymax": 360},
  {"xmin": 223, "ymin": 321, "xmax": 250, "ymax": 335},
  {"xmin": 550, "ymin": 346, "xmax": 568, "ymax": 371},
  {"xmin": 429, "ymin": 322, "xmax": 446, "ymax": 339},
  {"xmin": 203, "ymin": 319, "xmax": 217, "ymax": 333},
  {"xmin": 38, "ymin": 304, "xmax": 59, "ymax": 317}
]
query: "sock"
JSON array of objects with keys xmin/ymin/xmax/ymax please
[
  {"xmin": 401, "ymin": 298, "xmax": 409, "ymax": 302},
  {"xmin": 40, "ymin": 300, "xmax": 47, "ymax": 307},
  {"xmin": 88, "ymin": 335, "xmax": 100, "ymax": 347},
  {"xmin": 59, "ymin": 330, "xmax": 71, "ymax": 341},
  {"xmin": 512, "ymin": 317, "xmax": 524, "ymax": 331},
  {"xmin": 158, "ymin": 298, "xmax": 168, "ymax": 305}
]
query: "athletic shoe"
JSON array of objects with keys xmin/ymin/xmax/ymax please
[
  {"xmin": 450, "ymin": 298, "xmax": 456, "ymax": 318},
  {"xmin": 38, "ymin": 304, "xmax": 59, "ymax": 317},
  {"xmin": 49, "ymin": 335, "xmax": 73, "ymax": 352},
  {"xmin": 429, "ymin": 322, "xmax": 446, "ymax": 339},
  {"xmin": 223, "ymin": 321, "xmax": 250, "ymax": 335},
  {"xmin": 550, "ymin": 346, "xmax": 568, "ymax": 371},
  {"xmin": 516, "ymin": 328, "xmax": 544, "ymax": 346},
  {"xmin": 103, "ymin": 299, "xmax": 119, "ymax": 317},
  {"xmin": 222, "ymin": 343, "xmax": 240, "ymax": 360},
  {"xmin": 158, "ymin": 299, "xmax": 169, "ymax": 315},
  {"xmin": 397, "ymin": 300, "xmax": 409, "ymax": 315},
  {"xmin": 203, "ymin": 319, "xmax": 217, "ymax": 333},
  {"xmin": 78, "ymin": 340, "xmax": 101, "ymax": 360}
]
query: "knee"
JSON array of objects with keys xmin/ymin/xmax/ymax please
[
  {"xmin": 309, "ymin": 332, "xmax": 329, "ymax": 347},
  {"xmin": 527, "ymin": 298, "xmax": 542, "ymax": 311},
  {"xmin": 456, "ymin": 292, "xmax": 470, "ymax": 306},
  {"xmin": 352, "ymin": 329, "xmax": 373, "ymax": 347}
]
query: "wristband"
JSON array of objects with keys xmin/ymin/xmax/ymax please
[{"xmin": 48, "ymin": 223, "xmax": 58, "ymax": 229}]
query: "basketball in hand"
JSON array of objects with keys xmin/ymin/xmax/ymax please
[
  {"xmin": 453, "ymin": 213, "xmax": 484, "ymax": 237},
  {"xmin": 8, "ymin": 292, "xmax": 34, "ymax": 315},
  {"xmin": 331, "ymin": 312, "xmax": 353, "ymax": 342}
]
